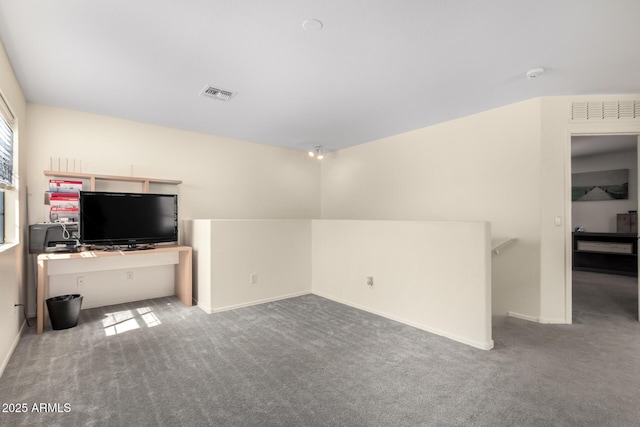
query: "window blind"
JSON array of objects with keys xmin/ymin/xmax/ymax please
[
  {"xmin": 0, "ymin": 191, "xmax": 4, "ymax": 244},
  {"xmin": 0, "ymin": 113, "xmax": 13, "ymax": 186}
]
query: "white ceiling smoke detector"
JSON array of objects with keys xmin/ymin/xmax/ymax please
[
  {"xmin": 526, "ymin": 67, "xmax": 545, "ymax": 79},
  {"xmin": 302, "ymin": 19, "xmax": 323, "ymax": 32},
  {"xmin": 200, "ymin": 85, "xmax": 237, "ymax": 101}
]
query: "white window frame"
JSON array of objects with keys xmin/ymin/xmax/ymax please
[
  {"xmin": 0, "ymin": 103, "xmax": 14, "ymax": 188},
  {"xmin": 0, "ymin": 88, "xmax": 18, "ymax": 248}
]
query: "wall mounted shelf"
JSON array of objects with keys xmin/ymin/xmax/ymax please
[{"xmin": 44, "ymin": 170, "xmax": 182, "ymax": 192}]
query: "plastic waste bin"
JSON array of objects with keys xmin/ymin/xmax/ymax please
[{"xmin": 46, "ymin": 294, "xmax": 83, "ymax": 330}]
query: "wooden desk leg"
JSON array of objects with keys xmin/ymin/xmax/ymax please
[
  {"xmin": 37, "ymin": 258, "xmax": 47, "ymax": 334},
  {"xmin": 175, "ymin": 248, "xmax": 193, "ymax": 307}
]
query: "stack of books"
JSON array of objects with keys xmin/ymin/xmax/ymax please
[{"xmin": 45, "ymin": 180, "xmax": 82, "ymax": 222}]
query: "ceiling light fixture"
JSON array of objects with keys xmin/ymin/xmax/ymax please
[
  {"xmin": 526, "ymin": 67, "xmax": 545, "ymax": 79},
  {"xmin": 308, "ymin": 145, "xmax": 324, "ymax": 160}
]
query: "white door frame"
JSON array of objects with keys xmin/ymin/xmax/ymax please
[{"xmin": 564, "ymin": 126, "xmax": 640, "ymax": 323}]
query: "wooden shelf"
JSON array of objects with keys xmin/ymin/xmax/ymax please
[{"xmin": 44, "ymin": 170, "xmax": 182, "ymax": 192}]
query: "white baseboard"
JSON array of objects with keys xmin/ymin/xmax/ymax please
[
  {"xmin": 313, "ymin": 291, "xmax": 494, "ymax": 351},
  {"xmin": 195, "ymin": 298, "xmax": 213, "ymax": 314},
  {"xmin": 211, "ymin": 291, "xmax": 312, "ymax": 314},
  {"xmin": 507, "ymin": 311, "xmax": 568, "ymax": 325},
  {"xmin": 507, "ymin": 311, "xmax": 540, "ymax": 322},
  {"xmin": 0, "ymin": 320, "xmax": 26, "ymax": 379},
  {"xmin": 538, "ymin": 317, "xmax": 567, "ymax": 324}
]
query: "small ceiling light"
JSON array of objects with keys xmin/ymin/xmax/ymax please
[
  {"xmin": 526, "ymin": 67, "xmax": 545, "ymax": 79},
  {"xmin": 302, "ymin": 19, "xmax": 323, "ymax": 32},
  {"xmin": 309, "ymin": 145, "xmax": 324, "ymax": 160}
]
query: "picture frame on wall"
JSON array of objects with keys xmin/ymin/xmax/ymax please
[{"xmin": 572, "ymin": 168, "xmax": 629, "ymax": 201}]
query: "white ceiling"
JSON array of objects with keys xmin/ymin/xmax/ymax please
[{"xmin": 0, "ymin": 1, "xmax": 639, "ymax": 152}]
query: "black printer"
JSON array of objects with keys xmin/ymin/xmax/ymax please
[{"xmin": 29, "ymin": 223, "xmax": 79, "ymax": 254}]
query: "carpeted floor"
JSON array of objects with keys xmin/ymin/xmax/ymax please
[{"xmin": 0, "ymin": 271, "xmax": 639, "ymax": 426}]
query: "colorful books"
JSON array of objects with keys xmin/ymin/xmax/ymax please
[
  {"xmin": 49, "ymin": 206, "xmax": 79, "ymax": 222},
  {"xmin": 45, "ymin": 180, "xmax": 81, "ymax": 222},
  {"xmin": 48, "ymin": 179, "xmax": 82, "ymax": 193}
]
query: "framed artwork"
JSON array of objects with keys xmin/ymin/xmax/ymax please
[{"xmin": 572, "ymin": 168, "xmax": 629, "ymax": 201}]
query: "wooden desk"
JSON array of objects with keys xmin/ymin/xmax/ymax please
[{"xmin": 37, "ymin": 245, "xmax": 192, "ymax": 334}]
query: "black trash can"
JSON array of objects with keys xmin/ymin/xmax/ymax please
[{"xmin": 46, "ymin": 294, "xmax": 83, "ymax": 330}]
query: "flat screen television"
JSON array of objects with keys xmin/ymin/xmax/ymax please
[{"xmin": 79, "ymin": 191, "xmax": 178, "ymax": 247}]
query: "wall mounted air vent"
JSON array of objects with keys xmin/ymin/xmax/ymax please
[
  {"xmin": 200, "ymin": 85, "xmax": 236, "ymax": 101},
  {"xmin": 571, "ymin": 100, "xmax": 639, "ymax": 121}
]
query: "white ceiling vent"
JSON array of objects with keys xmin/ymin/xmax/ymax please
[
  {"xmin": 200, "ymin": 85, "xmax": 236, "ymax": 101},
  {"xmin": 571, "ymin": 100, "xmax": 640, "ymax": 121}
]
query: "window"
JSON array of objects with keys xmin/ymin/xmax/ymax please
[
  {"xmin": 0, "ymin": 191, "xmax": 4, "ymax": 244},
  {"xmin": 0, "ymin": 90, "xmax": 16, "ymax": 246},
  {"xmin": 0, "ymin": 105, "xmax": 13, "ymax": 187}
]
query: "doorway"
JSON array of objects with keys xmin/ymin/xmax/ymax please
[{"xmin": 570, "ymin": 134, "xmax": 640, "ymax": 322}]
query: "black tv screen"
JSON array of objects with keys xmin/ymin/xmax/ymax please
[{"xmin": 79, "ymin": 191, "xmax": 178, "ymax": 246}]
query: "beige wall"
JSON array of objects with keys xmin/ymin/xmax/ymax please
[
  {"xmin": 185, "ymin": 219, "xmax": 312, "ymax": 313},
  {"xmin": 186, "ymin": 218, "xmax": 492, "ymax": 349},
  {"xmin": 26, "ymin": 104, "xmax": 321, "ymax": 223},
  {"xmin": 321, "ymin": 95, "xmax": 640, "ymax": 323},
  {"xmin": 312, "ymin": 220, "xmax": 493, "ymax": 350},
  {"xmin": 24, "ymin": 104, "xmax": 321, "ymax": 315},
  {"xmin": 47, "ymin": 254, "xmax": 176, "ymax": 309},
  {"xmin": 320, "ymin": 99, "xmax": 543, "ymax": 319},
  {"xmin": 0, "ymin": 39, "xmax": 28, "ymax": 377}
]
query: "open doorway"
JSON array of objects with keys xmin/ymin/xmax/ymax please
[{"xmin": 570, "ymin": 135, "xmax": 639, "ymax": 323}]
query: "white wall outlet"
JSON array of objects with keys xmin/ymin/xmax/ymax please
[
  {"xmin": 77, "ymin": 276, "xmax": 85, "ymax": 287},
  {"xmin": 366, "ymin": 276, "xmax": 374, "ymax": 287},
  {"xmin": 250, "ymin": 273, "xmax": 258, "ymax": 284},
  {"xmin": 126, "ymin": 271, "xmax": 134, "ymax": 280}
]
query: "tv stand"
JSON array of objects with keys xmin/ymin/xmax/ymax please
[
  {"xmin": 120, "ymin": 245, "xmax": 155, "ymax": 251},
  {"xmin": 36, "ymin": 245, "xmax": 192, "ymax": 334},
  {"xmin": 573, "ymin": 232, "xmax": 638, "ymax": 276}
]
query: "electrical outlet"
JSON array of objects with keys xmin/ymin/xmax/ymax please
[
  {"xmin": 77, "ymin": 276, "xmax": 85, "ymax": 287},
  {"xmin": 366, "ymin": 276, "xmax": 374, "ymax": 287},
  {"xmin": 250, "ymin": 273, "xmax": 258, "ymax": 284},
  {"xmin": 127, "ymin": 271, "xmax": 134, "ymax": 280}
]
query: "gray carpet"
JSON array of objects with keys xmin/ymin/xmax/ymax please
[{"xmin": 1, "ymin": 272, "xmax": 639, "ymax": 426}]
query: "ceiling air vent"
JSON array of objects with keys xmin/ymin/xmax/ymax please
[
  {"xmin": 200, "ymin": 85, "xmax": 236, "ymax": 101},
  {"xmin": 571, "ymin": 100, "xmax": 639, "ymax": 121}
]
